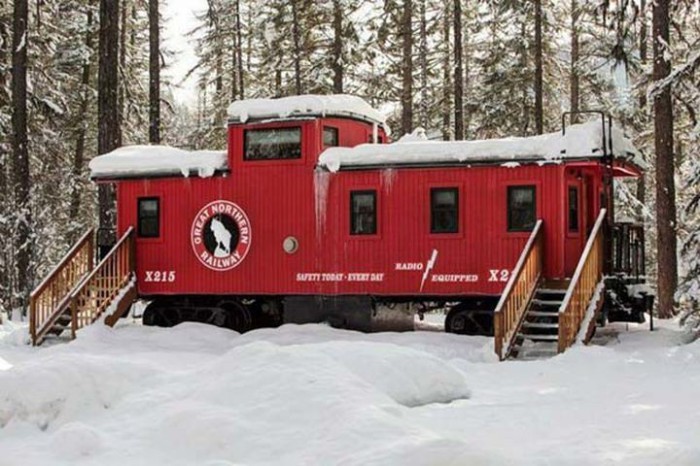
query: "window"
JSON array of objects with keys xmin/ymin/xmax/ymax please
[
  {"xmin": 138, "ymin": 198, "xmax": 160, "ymax": 238},
  {"xmin": 507, "ymin": 186, "xmax": 536, "ymax": 232},
  {"xmin": 323, "ymin": 127, "xmax": 339, "ymax": 147},
  {"xmin": 350, "ymin": 191, "xmax": 377, "ymax": 235},
  {"xmin": 568, "ymin": 186, "xmax": 579, "ymax": 232},
  {"xmin": 244, "ymin": 127, "xmax": 302, "ymax": 160},
  {"xmin": 431, "ymin": 188, "xmax": 459, "ymax": 233}
]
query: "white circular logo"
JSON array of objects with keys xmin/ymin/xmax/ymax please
[{"xmin": 191, "ymin": 200, "xmax": 251, "ymax": 271}]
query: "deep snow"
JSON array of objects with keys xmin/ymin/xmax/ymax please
[{"xmin": 0, "ymin": 317, "xmax": 698, "ymax": 466}]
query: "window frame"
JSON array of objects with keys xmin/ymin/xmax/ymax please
[
  {"xmin": 507, "ymin": 185, "xmax": 537, "ymax": 233},
  {"xmin": 323, "ymin": 126, "xmax": 339, "ymax": 148},
  {"xmin": 568, "ymin": 185, "xmax": 580, "ymax": 233},
  {"xmin": 137, "ymin": 197, "xmax": 160, "ymax": 239},
  {"xmin": 430, "ymin": 187, "xmax": 459, "ymax": 234},
  {"xmin": 350, "ymin": 190, "xmax": 378, "ymax": 236},
  {"xmin": 243, "ymin": 126, "xmax": 303, "ymax": 161}
]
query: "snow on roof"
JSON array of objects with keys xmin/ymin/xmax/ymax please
[
  {"xmin": 89, "ymin": 145, "xmax": 227, "ymax": 179},
  {"xmin": 227, "ymin": 94, "xmax": 389, "ymax": 131},
  {"xmin": 319, "ymin": 121, "xmax": 644, "ymax": 172}
]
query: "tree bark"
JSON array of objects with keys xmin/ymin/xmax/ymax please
[
  {"xmin": 569, "ymin": 0, "xmax": 579, "ymax": 122},
  {"xmin": 418, "ymin": 0, "xmax": 427, "ymax": 129},
  {"xmin": 70, "ymin": 9, "xmax": 94, "ymax": 231},
  {"xmin": 291, "ymin": 0, "xmax": 302, "ymax": 95},
  {"xmin": 441, "ymin": 1, "xmax": 451, "ymax": 140},
  {"xmin": 98, "ymin": 0, "xmax": 120, "ymax": 254},
  {"xmin": 400, "ymin": 0, "xmax": 413, "ymax": 135},
  {"xmin": 453, "ymin": 0, "xmax": 463, "ymax": 140},
  {"xmin": 534, "ymin": 0, "xmax": 544, "ymax": 134},
  {"xmin": 639, "ymin": 0, "xmax": 648, "ymax": 109},
  {"xmin": 235, "ymin": 0, "xmax": 244, "ymax": 99},
  {"xmin": 11, "ymin": 0, "xmax": 31, "ymax": 312},
  {"xmin": 149, "ymin": 0, "xmax": 160, "ymax": 143},
  {"xmin": 652, "ymin": 0, "xmax": 677, "ymax": 318},
  {"xmin": 332, "ymin": 0, "xmax": 343, "ymax": 93},
  {"xmin": 118, "ymin": 0, "xmax": 127, "ymax": 142},
  {"xmin": 636, "ymin": 0, "xmax": 647, "ymax": 218}
]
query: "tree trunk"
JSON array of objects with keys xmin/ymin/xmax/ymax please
[
  {"xmin": 569, "ymin": 0, "xmax": 579, "ymax": 122},
  {"xmin": 400, "ymin": 0, "xmax": 413, "ymax": 135},
  {"xmin": 534, "ymin": 0, "xmax": 544, "ymax": 134},
  {"xmin": 149, "ymin": 0, "xmax": 160, "ymax": 143},
  {"xmin": 332, "ymin": 0, "xmax": 343, "ymax": 93},
  {"xmin": 11, "ymin": 0, "xmax": 31, "ymax": 313},
  {"xmin": 235, "ymin": 0, "xmax": 244, "ymax": 99},
  {"xmin": 453, "ymin": 0, "xmax": 463, "ymax": 140},
  {"xmin": 652, "ymin": 0, "xmax": 677, "ymax": 318},
  {"xmin": 69, "ymin": 9, "xmax": 94, "ymax": 232},
  {"xmin": 418, "ymin": 0, "xmax": 427, "ymax": 129},
  {"xmin": 636, "ymin": 0, "xmax": 647, "ymax": 219},
  {"xmin": 118, "ymin": 0, "xmax": 127, "ymax": 143},
  {"xmin": 441, "ymin": 1, "xmax": 451, "ymax": 140},
  {"xmin": 98, "ymin": 0, "xmax": 120, "ymax": 255},
  {"xmin": 291, "ymin": 0, "xmax": 302, "ymax": 95}
]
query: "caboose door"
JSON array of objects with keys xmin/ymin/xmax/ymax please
[{"xmin": 564, "ymin": 175, "xmax": 588, "ymax": 276}]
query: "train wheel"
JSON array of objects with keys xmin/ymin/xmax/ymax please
[
  {"xmin": 445, "ymin": 308, "xmax": 493, "ymax": 336},
  {"xmin": 142, "ymin": 300, "xmax": 176, "ymax": 327},
  {"xmin": 219, "ymin": 300, "xmax": 253, "ymax": 333}
]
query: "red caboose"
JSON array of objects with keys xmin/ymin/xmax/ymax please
[{"xmin": 30, "ymin": 96, "xmax": 651, "ymax": 358}]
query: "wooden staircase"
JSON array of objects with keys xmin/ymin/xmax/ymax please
[
  {"xmin": 509, "ymin": 282, "xmax": 567, "ymax": 359},
  {"xmin": 29, "ymin": 227, "xmax": 137, "ymax": 346},
  {"xmin": 494, "ymin": 209, "xmax": 608, "ymax": 361}
]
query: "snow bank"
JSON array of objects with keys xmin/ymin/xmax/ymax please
[
  {"xmin": 319, "ymin": 120, "xmax": 643, "ymax": 172},
  {"xmin": 89, "ymin": 145, "xmax": 227, "ymax": 179},
  {"xmin": 2, "ymin": 321, "xmax": 699, "ymax": 465},
  {"xmin": 227, "ymin": 94, "xmax": 388, "ymax": 130}
]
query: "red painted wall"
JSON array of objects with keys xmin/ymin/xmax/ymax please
[{"xmin": 115, "ymin": 117, "xmax": 603, "ymax": 299}]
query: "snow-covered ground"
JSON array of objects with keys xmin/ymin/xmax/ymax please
[{"xmin": 1, "ymin": 316, "xmax": 698, "ymax": 466}]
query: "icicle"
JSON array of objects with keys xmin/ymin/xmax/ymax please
[
  {"xmin": 381, "ymin": 168, "xmax": 397, "ymax": 192},
  {"xmin": 314, "ymin": 168, "xmax": 332, "ymax": 241}
]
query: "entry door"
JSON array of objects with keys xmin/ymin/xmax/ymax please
[{"xmin": 564, "ymin": 177, "xmax": 587, "ymax": 276}]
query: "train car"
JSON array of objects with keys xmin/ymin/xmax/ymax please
[{"xmin": 29, "ymin": 94, "xmax": 652, "ymax": 357}]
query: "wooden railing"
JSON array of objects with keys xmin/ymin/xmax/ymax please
[
  {"xmin": 494, "ymin": 220, "xmax": 544, "ymax": 360},
  {"xmin": 29, "ymin": 229, "xmax": 95, "ymax": 345},
  {"xmin": 69, "ymin": 227, "xmax": 136, "ymax": 337},
  {"xmin": 558, "ymin": 209, "xmax": 606, "ymax": 353}
]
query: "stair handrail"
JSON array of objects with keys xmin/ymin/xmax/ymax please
[
  {"xmin": 68, "ymin": 227, "xmax": 136, "ymax": 338},
  {"xmin": 558, "ymin": 209, "xmax": 606, "ymax": 353},
  {"xmin": 494, "ymin": 220, "xmax": 544, "ymax": 360},
  {"xmin": 29, "ymin": 228, "xmax": 95, "ymax": 345}
]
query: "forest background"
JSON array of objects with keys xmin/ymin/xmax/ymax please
[{"xmin": 0, "ymin": 0, "xmax": 698, "ymax": 331}]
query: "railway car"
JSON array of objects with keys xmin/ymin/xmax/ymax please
[{"xmin": 29, "ymin": 94, "xmax": 653, "ymax": 357}]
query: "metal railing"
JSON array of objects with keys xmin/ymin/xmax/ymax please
[
  {"xmin": 611, "ymin": 222, "xmax": 645, "ymax": 277},
  {"xmin": 493, "ymin": 220, "xmax": 544, "ymax": 360}
]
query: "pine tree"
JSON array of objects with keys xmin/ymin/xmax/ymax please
[
  {"xmin": 98, "ymin": 0, "xmax": 120, "ymax": 255},
  {"xmin": 11, "ymin": 0, "xmax": 31, "ymax": 314},
  {"xmin": 149, "ymin": 0, "xmax": 161, "ymax": 143},
  {"xmin": 652, "ymin": 0, "xmax": 678, "ymax": 318}
]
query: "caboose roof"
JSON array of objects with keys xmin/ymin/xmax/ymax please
[
  {"xmin": 318, "ymin": 121, "xmax": 644, "ymax": 172},
  {"xmin": 227, "ymin": 94, "xmax": 389, "ymax": 132},
  {"xmin": 89, "ymin": 145, "xmax": 227, "ymax": 180}
]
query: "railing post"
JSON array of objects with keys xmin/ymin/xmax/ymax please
[
  {"xmin": 70, "ymin": 296, "xmax": 78, "ymax": 340},
  {"xmin": 29, "ymin": 298, "xmax": 37, "ymax": 346}
]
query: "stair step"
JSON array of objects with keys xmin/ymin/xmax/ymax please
[
  {"xmin": 517, "ymin": 333, "xmax": 558, "ymax": 341},
  {"xmin": 527, "ymin": 310, "xmax": 559, "ymax": 318},
  {"xmin": 522, "ymin": 322, "xmax": 559, "ymax": 329},
  {"xmin": 531, "ymin": 299, "xmax": 563, "ymax": 306},
  {"xmin": 537, "ymin": 288, "xmax": 567, "ymax": 294}
]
